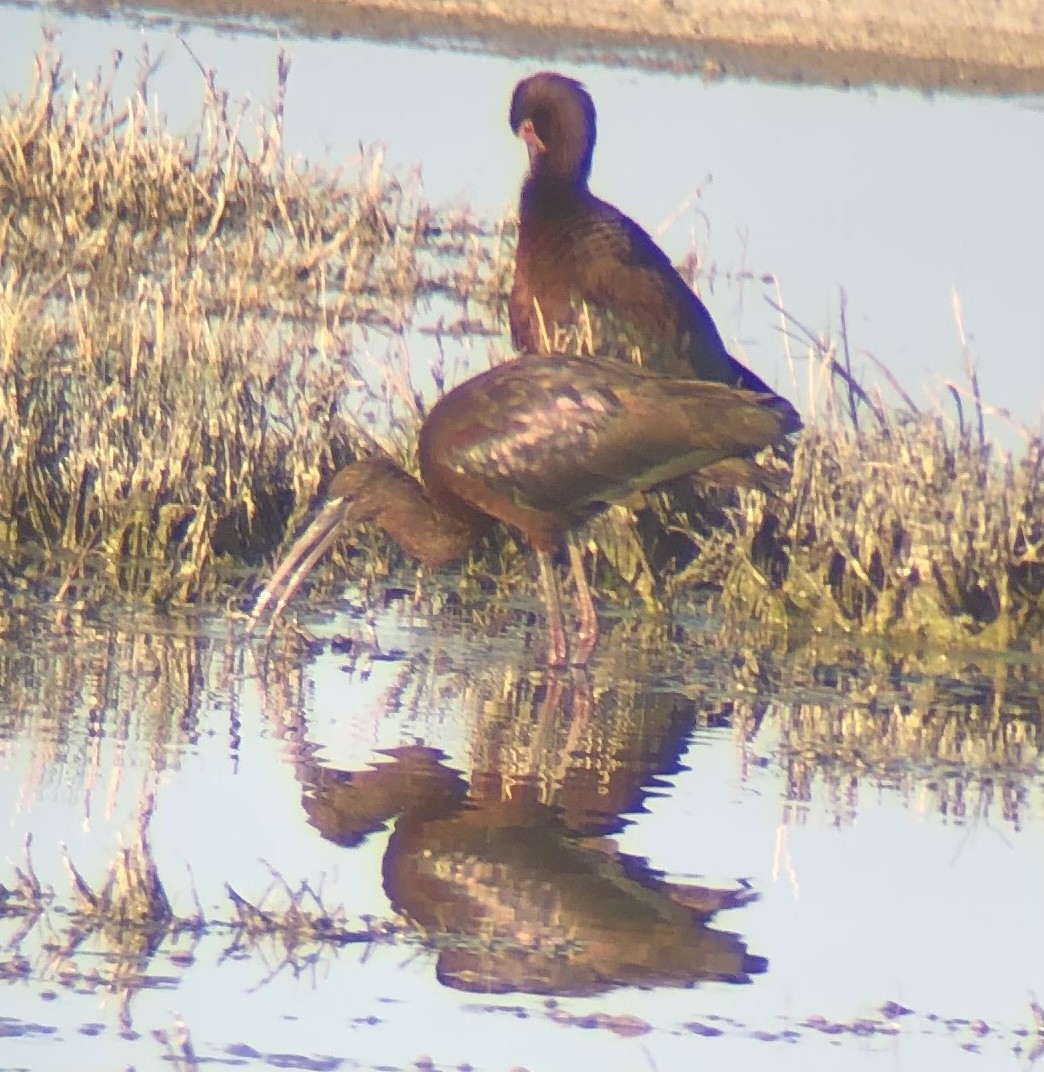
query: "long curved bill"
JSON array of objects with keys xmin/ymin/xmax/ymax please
[{"xmin": 247, "ymin": 498, "xmax": 349, "ymax": 634}]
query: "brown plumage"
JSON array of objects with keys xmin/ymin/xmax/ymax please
[
  {"xmin": 249, "ymin": 353, "xmax": 800, "ymax": 667},
  {"xmin": 509, "ymin": 71, "xmax": 772, "ymax": 392}
]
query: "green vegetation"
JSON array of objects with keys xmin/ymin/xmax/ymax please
[
  {"xmin": 701, "ymin": 333, "xmax": 1044, "ymax": 648},
  {"xmin": 0, "ymin": 43, "xmax": 1039, "ymax": 646}
]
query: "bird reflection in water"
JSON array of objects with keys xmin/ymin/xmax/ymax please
[{"xmin": 293, "ymin": 671, "xmax": 767, "ymax": 995}]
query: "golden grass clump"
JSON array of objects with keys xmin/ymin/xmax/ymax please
[
  {"xmin": 690, "ymin": 317, "xmax": 1044, "ymax": 648},
  {"xmin": 0, "ymin": 41, "xmax": 506, "ymax": 603}
]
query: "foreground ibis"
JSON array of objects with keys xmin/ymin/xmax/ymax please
[{"xmin": 249, "ymin": 353, "xmax": 800, "ymax": 666}]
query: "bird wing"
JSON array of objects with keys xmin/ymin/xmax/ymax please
[
  {"xmin": 512, "ymin": 185, "xmax": 772, "ymax": 392},
  {"xmin": 575, "ymin": 197, "xmax": 775, "ymax": 391},
  {"xmin": 425, "ymin": 357, "xmax": 795, "ymax": 532}
]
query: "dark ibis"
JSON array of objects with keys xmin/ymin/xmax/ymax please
[
  {"xmin": 509, "ymin": 71, "xmax": 773, "ymax": 393},
  {"xmin": 249, "ymin": 353, "xmax": 801, "ymax": 666}
]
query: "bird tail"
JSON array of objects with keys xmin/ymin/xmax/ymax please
[
  {"xmin": 762, "ymin": 393, "xmax": 803, "ymax": 437},
  {"xmin": 695, "ymin": 455, "xmax": 791, "ymax": 494},
  {"xmin": 696, "ymin": 390, "xmax": 801, "ymax": 493}
]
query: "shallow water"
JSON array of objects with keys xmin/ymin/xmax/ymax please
[{"xmin": 1, "ymin": 593, "xmax": 1042, "ymax": 1070}]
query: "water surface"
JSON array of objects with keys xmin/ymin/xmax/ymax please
[{"xmin": 1, "ymin": 595, "xmax": 1041, "ymax": 1069}]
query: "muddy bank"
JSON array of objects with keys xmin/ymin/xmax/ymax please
[{"xmin": 62, "ymin": 0, "xmax": 1044, "ymax": 93}]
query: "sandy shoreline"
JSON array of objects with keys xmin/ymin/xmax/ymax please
[{"xmin": 64, "ymin": 0, "xmax": 1044, "ymax": 93}]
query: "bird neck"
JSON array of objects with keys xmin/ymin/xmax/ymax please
[
  {"xmin": 519, "ymin": 170, "xmax": 589, "ymax": 221},
  {"xmin": 524, "ymin": 132, "xmax": 592, "ymax": 190},
  {"xmin": 379, "ymin": 476, "xmax": 488, "ymax": 567},
  {"xmin": 329, "ymin": 458, "xmax": 488, "ymax": 568}
]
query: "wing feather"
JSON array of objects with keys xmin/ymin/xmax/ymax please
[{"xmin": 423, "ymin": 356, "xmax": 796, "ymax": 531}]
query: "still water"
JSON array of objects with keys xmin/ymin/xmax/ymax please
[
  {"xmin": 1, "ymin": 594, "xmax": 1042, "ymax": 1070},
  {"xmin": 0, "ymin": 5, "xmax": 1043, "ymax": 1070}
]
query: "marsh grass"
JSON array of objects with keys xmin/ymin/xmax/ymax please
[
  {"xmin": 0, "ymin": 829, "xmax": 396, "ymax": 1034},
  {"xmin": 688, "ymin": 294, "xmax": 1044, "ymax": 647},
  {"xmin": 0, "ymin": 41, "xmax": 508, "ymax": 604},
  {"xmin": 0, "ymin": 43, "xmax": 1040, "ymax": 646}
]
